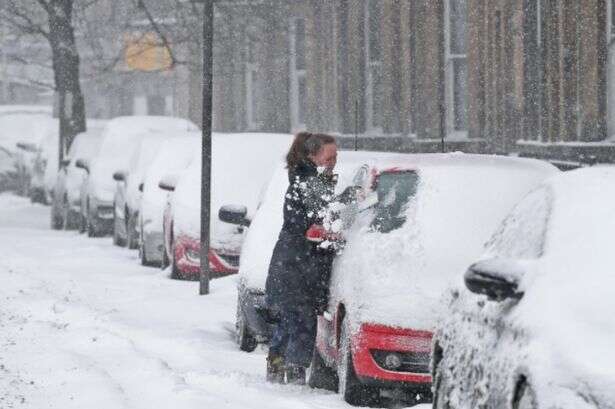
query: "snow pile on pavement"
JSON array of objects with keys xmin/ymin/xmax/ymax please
[{"xmin": 0, "ymin": 192, "xmax": 428, "ymax": 408}]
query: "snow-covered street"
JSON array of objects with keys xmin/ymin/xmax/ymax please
[{"xmin": 0, "ymin": 193, "xmax": 427, "ymax": 409}]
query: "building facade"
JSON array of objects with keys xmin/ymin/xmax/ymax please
[{"xmin": 213, "ymin": 0, "xmax": 615, "ymax": 167}]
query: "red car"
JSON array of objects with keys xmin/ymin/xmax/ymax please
[
  {"xmin": 160, "ymin": 160, "xmax": 245, "ymax": 279},
  {"xmin": 308, "ymin": 154, "xmax": 558, "ymax": 406}
]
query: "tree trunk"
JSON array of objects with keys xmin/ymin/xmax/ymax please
[{"xmin": 47, "ymin": 0, "xmax": 86, "ymax": 162}]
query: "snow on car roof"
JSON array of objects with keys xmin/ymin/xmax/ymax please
[{"xmin": 171, "ymin": 133, "xmax": 294, "ymax": 245}]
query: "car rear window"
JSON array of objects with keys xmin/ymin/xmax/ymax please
[{"xmin": 371, "ymin": 170, "xmax": 419, "ymax": 233}]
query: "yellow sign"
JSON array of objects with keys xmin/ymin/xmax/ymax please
[{"xmin": 124, "ymin": 32, "xmax": 173, "ymax": 71}]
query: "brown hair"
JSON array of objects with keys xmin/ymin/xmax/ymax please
[{"xmin": 286, "ymin": 132, "xmax": 336, "ymax": 169}]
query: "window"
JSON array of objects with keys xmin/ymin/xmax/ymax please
[
  {"xmin": 484, "ymin": 187, "xmax": 552, "ymax": 259},
  {"xmin": 370, "ymin": 171, "xmax": 419, "ymax": 233},
  {"xmin": 365, "ymin": 0, "xmax": 384, "ymax": 132},
  {"xmin": 289, "ymin": 18, "xmax": 307, "ymax": 131},
  {"xmin": 245, "ymin": 38, "xmax": 260, "ymax": 130},
  {"xmin": 444, "ymin": 0, "xmax": 468, "ymax": 134}
]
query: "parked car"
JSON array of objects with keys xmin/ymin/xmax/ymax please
[
  {"xmin": 162, "ymin": 133, "xmax": 292, "ymax": 279},
  {"xmin": 138, "ymin": 133, "xmax": 200, "ymax": 266},
  {"xmin": 233, "ymin": 151, "xmax": 381, "ymax": 353},
  {"xmin": 77, "ymin": 116, "xmax": 198, "ymax": 237},
  {"xmin": 307, "ymin": 153, "xmax": 558, "ymax": 406},
  {"xmin": 17, "ymin": 118, "xmax": 59, "ymax": 204},
  {"xmin": 112, "ymin": 134, "xmax": 168, "ymax": 248},
  {"xmin": 51, "ymin": 124, "xmax": 105, "ymax": 229},
  {"xmin": 0, "ymin": 107, "xmax": 55, "ymax": 197},
  {"xmin": 431, "ymin": 166, "xmax": 615, "ymax": 409}
]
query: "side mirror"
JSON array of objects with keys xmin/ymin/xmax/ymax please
[
  {"xmin": 113, "ymin": 171, "xmax": 126, "ymax": 182},
  {"xmin": 16, "ymin": 142, "xmax": 39, "ymax": 153},
  {"xmin": 158, "ymin": 174, "xmax": 178, "ymax": 192},
  {"xmin": 138, "ymin": 182, "xmax": 144, "ymax": 192},
  {"xmin": 60, "ymin": 159, "xmax": 71, "ymax": 168},
  {"xmin": 464, "ymin": 259, "xmax": 525, "ymax": 302},
  {"xmin": 219, "ymin": 205, "xmax": 250, "ymax": 227},
  {"xmin": 75, "ymin": 158, "xmax": 90, "ymax": 173}
]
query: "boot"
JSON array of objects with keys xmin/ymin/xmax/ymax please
[
  {"xmin": 266, "ymin": 352, "xmax": 285, "ymax": 384},
  {"xmin": 284, "ymin": 365, "xmax": 306, "ymax": 385}
]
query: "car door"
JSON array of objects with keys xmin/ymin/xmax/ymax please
[{"xmin": 440, "ymin": 186, "xmax": 553, "ymax": 409}]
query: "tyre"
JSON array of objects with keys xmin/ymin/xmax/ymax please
[
  {"xmin": 127, "ymin": 212, "xmax": 139, "ymax": 249},
  {"xmin": 337, "ymin": 320, "xmax": 380, "ymax": 406},
  {"xmin": 112, "ymin": 209, "xmax": 126, "ymax": 246},
  {"xmin": 307, "ymin": 343, "xmax": 338, "ymax": 391},
  {"xmin": 87, "ymin": 215, "xmax": 96, "ymax": 237},
  {"xmin": 235, "ymin": 300, "xmax": 257, "ymax": 352},
  {"xmin": 433, "ymin": 364, "xmax": 451, "ymax": 409},
  {"xmin": 51, "ymin": 211, "xmax": 63, "ymax": 230},
  {"xmin": 514, "ymin": 380, "xmax": 538, "ymax": 409},
  {"xmin": 169, "ymin": 237, "xmax": 181, "ymax": 279},
  {"xmin": 62, "ymin": 201, "xmax": 79, "ymax": 230}
]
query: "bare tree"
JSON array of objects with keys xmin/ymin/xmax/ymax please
[{"xmin": 2, "ymin": 0, "xmax": 86, "ymax": 156}]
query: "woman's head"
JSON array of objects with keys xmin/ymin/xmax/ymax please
[{"xmin": 286, "ymin": 132, "xmax": 337, "ymax": 172}]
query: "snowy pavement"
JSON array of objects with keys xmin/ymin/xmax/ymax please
[{"xmin": 0, "ymin": 193, "xmax": 428, "ymax": 409}]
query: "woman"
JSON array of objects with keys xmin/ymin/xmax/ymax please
[{"xmin": 265, "ymin": 132, "xmax": 340, "ymax": 384}]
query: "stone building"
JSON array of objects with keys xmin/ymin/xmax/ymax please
[{"xmin": 212, "ymin": 0, "xmax": 615, "ymax": 167}]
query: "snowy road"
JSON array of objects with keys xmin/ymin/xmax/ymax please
[{"xmin": 0, "ymin": 193, "xmax": 428, "ymax": 409}]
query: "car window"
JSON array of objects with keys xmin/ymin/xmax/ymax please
[
  {"xmin": 484, "ymin": 186, "xmax": 552, "ymax": 259},
  {"xmin": 370, "ymin": 170, "xmax": 419, "ymax": 233}
]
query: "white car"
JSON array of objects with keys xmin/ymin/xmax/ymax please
[
  {"xmin": 312, "ymin": 153, "xmax": 558, "ymax": 406},
  {"xmin": 51, "ymin": 124, "xmax": 106, "ymax": 230},
  {"xmin": 112, "ymin": 133, "xmax": 169, "ymax": 248},
  {"xmin": 138, "ymin": 133, "xmax": 200, "ymax": 266},
  {"xmin": 77, "ymin": 116, "xmax": 198, "ymax": 237},
  {"xmin": 432, "ymin": 166, "xmax": 615, "ymax": 409},
  {"xmin": 0, "ymin": 107, "xmax": 55, "ymax": 198}
]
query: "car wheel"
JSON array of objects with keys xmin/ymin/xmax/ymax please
[
  {"xmin": 127, "ymin": 209, "xmax": 138, "ymax": 249},
  {"xmin": 112, "ymin": 209, "xmax": 125, "ymax": 246},
  {"xmin": 337, "ymin": 320, "xmax": 380, "ymax": 406},
  {"xmin": 87, "ymin": 214, "xmax": 97, "ymax": 237},
  {"xmin": 307, "ymin": 341, "xmax": 338, "ymax": 392},
  {"xmin": 169, "ymin": 236, "xmax": 182, "ymax": 279},
  {"xmin": 514, "ymin": 380, "xmax": 538, "ymax": 409},
  {"xmin": 51, "ymin": 210, "xmax": 63, "ymax": 230},
  {"xmin": 433, "ymin": 364, "xmax": 451, "ymax": 409},
  {"xmin": 235, "ymin": 300, "xmax": 257, "ymax": 352}
]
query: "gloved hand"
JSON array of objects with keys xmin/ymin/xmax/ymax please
[{"xmin": 306, "ymin": 224, "xmax": 343, "ymax": 243}]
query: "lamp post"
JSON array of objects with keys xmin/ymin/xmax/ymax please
[{"xmin": 200, "ymin": 0, "xmax": 214, "ymax": 295}]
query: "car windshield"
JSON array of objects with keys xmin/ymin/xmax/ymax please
[{"xmin": 370, "ymin": 170, "xmax": 419, "ymax": 233}]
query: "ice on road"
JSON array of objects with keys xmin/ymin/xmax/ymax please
[{"xmin": 0, "ymin": 193, "xmax": 427, "ymax": 409}]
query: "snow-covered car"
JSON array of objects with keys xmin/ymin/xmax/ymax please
[
  {"xmin": 50, "ymin": 124, "xmax": 105, "ymax": 230},
  {"xmin": 162, "ymin": 133, "xmax": 292, "ymax": 280},
  {"xmin": 112, "ymin": 134, "xmax": 169, "ymax": 248},
  {"xmin": 77, "ymin": 116, "xmax": 198, "ymax": 237},
  {"xmin": 138, "ymin": 133, "xmax": 200, "ymax": 266},
  {"xmin": 0, "ymin": 106, "xmax": 54, "ymax": 197},
  {"xmin": 234, "ymin": 151, "xmax": 382, "ymax": 353},
  {"xmin": 431, "ymin": 166, "xmax": 615, "ymax": 409},
  {"xmin": 308, "ymin": 154, "xmax": 558, "ymax": 406}
]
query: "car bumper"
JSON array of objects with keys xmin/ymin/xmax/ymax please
[
  {"xmin": 352, "ymin": 323, "xmax": 433, "ymax": 389},
  {"xmin": 174, "ymin": 236, "xmax": 240, "ymax": 279}
]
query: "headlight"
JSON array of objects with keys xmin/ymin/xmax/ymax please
[{"xmin": 185, "ymin": 248, "xmax": 200, "ymax": 263}]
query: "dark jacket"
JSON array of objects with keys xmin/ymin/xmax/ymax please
[{"xmin": 265, "ymin": 160, "xmax": 337, "ymax": 313}]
